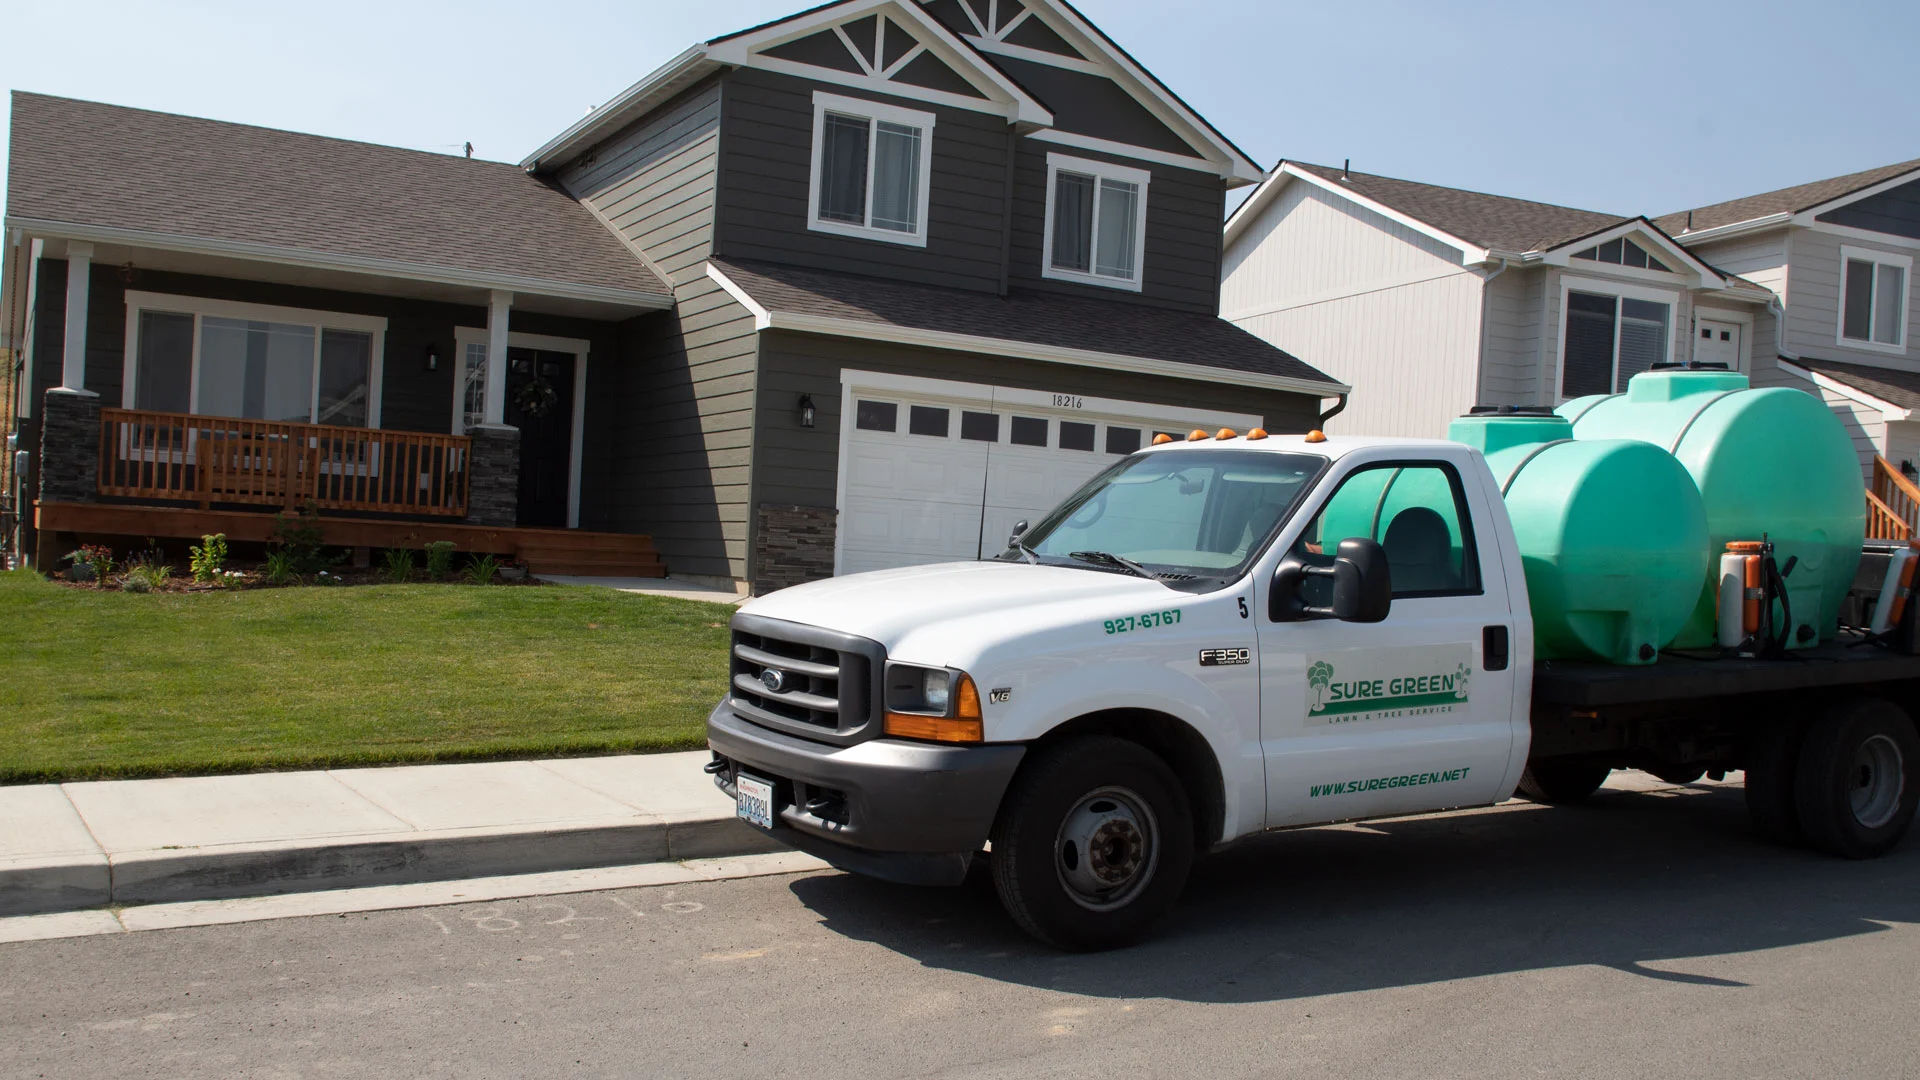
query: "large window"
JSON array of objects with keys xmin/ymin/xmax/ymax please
[
  {"xmin": 1043, "ymin": 153, "xmax": 1150, "ymax": 291},
  {"xmin": 1840, "ymin": 246, "xmax": 1910, "ymax": 353},
  {"xmin": 1559, "ymin": 280, "xmax": 1674, "ymax": 398},
  {"xmin": 121, "ymin": 292, "xmax": 385, "ymax": 427},
  {"xmin": 808, "ymin": 91, "xmax": 935, "ymax": 247}
]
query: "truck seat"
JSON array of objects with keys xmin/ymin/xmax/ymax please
[{"xmin": 1382, "ymin": 506, "xmax": 1458, "ymax": 593}]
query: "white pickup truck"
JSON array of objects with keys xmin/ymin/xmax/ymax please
[{"xmin": 707, "ymin": 430, "xmax": 1920, "ymax": 949}]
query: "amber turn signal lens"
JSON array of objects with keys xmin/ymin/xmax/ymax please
[
  {"xmin": 1304, "ymin": 429, "xmax": 1327, "ymax": 443},
  {"xmin": 884, "ymin": 713, "xmax": 984, "ymax": 743},
  {"xmin": 1246, "ymin": 428, "xmax": 1269, "ymax": 440},
  {"xmin": 1187, "ymin": 428, "xmax": 1209, "ymax": 441},
  {"xmin": 954, "ymin": 673, "xmax": 981, "ymax": 719},
  {"xmin": 1215, "ymin": 428, "xmax": 1237, "ymax": 440},
  {"xmin": 1151, "ymin": 433, "xmax": 1174, "ymax": 445}
]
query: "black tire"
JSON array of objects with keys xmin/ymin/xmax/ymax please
[
  {"xmin": 1645, "ymin": 763, "xmax": 1708, "ymax": 786},
  {"xmin": 1516, "ymin": 760, "xmax": 1611, "ymax": 804},
  {"xmin": 1794, "ymin": 698, "xmax": 1920, "ymax": 859},
  {"xmin": 989, "ymin": 736, "xmax": 1193, "ymax": 951},
  {"xmin": 1744, "ymin": 716, "xmax": 1807, "ymax": 847}
]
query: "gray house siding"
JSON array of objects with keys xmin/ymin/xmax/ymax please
[
  {"xmin": 588, "ymin": 275, "xmax": 760, "ymax": 580},
  {"xmin": 985, "ymin": 55, "xmax": 1200, "ymax": 158},
  {"xmin": 713, "ymin": 65, "xmax": 1010, "ymax": 294},
  {"xmin": 1781, "ymin": 227, "xmax": 1920, "ymax": 367},
  {"xmin": 559, "ymin": 78, "xmax": 722, "ymax": 284},
  {"xmin": 1817, "ymin": 177, "xmax": 1920, "ymax": 241},
  {"xmin": 1008, "ymin": 142, "xmax": 1224, "ymax": 314},
  {"xmin": 749, "ymin": 329, "xmax": 1324, "ymax": 522}
]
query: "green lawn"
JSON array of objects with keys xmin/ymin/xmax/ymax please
[{"xmin": 0, "ymin": 571, "xmax": 731, "ymax": 783}]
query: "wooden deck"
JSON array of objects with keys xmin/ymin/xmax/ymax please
[{"xmin": 34, "ymin": 502, "xmax": 666, "ymax": 578}]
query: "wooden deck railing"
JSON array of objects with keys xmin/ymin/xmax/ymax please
[
  {"xmin": 1870, "ymin": 455, "xmax": 1920, "ymax": 542},
  {"xmin": 99, "ymin": 408, "xmax": 471, "ymax": 517}
]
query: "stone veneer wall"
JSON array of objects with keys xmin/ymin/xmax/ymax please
[
  {"xmin": 38, "ymin": 389, "xmax": 100, "ymax": 505},
  {"xmin": 753, "ymin": 503, "xmax": 835, "ymax": 595},
  {"xmin": 465, "ymin": 424, "xmax": 520, "ymax": 528}
]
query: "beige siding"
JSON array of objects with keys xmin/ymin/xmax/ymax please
[
  {"xmin": 1783, "ymin": 226, "xmax": 1920, "ymax": 367},
  {"xmin": 1809, "ymin": 378, "xmax": 1888, "ymax": 481},
  {"xmin": 559, "ymin": 79, "xmax": 721, "ymax": 285},
  {"xmin": 1221, "ymin": 179, "xmax": 1485, "ymax": 437},
  {"xmin": 1691, "ymin": 231, "xmax": 1786, "ymax": 373},
  {"xmin": 1885, "ymin": 420, "xmax": 1920, "ymax": 477},
  {"xmin": 1479, "ymin": 266, "xmax": 1544, "ymax": 406}
]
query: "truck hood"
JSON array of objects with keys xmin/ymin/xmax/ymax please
[{"xmin": 740, "ymin": 561, "xmax": 1186, "ymax": 650}]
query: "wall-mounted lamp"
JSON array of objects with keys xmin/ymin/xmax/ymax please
[
  {"xmin": 425, "ymin": 345, "xmax": 440, "ymax": 373},
  {"xmin": 798, "ymin": 393, "xmax": 816, "ymax": 428}
]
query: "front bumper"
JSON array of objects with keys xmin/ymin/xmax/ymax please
[{"xmin": 706, "ymin": 700, "xmax": 1026, "ymax": 886}]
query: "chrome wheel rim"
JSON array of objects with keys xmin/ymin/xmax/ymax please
[
  {"xmin": 1850, "ymin": 733, "xmax": 1906, "ymax": 830},
  {"xmin": 1054, "ymin": 786, "xmax": 1158, "ymax": 912}
]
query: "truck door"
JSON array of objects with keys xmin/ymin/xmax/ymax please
[{"xmin": 1256, "ymin": 456, "xmax": 1519, "ymax": 825}]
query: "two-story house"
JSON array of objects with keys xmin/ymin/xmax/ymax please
[
  {"xmin": 1220, "ymin": 157, "xmax": 1920, "ymax": 497},
  {"xmin": 1, "ymin": 0, "xmax": 1345, "ymax": 592}
]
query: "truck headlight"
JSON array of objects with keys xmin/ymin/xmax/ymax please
[{"xmin": 883, "ymin": 663, "xmax": 983, "ymax": 743}]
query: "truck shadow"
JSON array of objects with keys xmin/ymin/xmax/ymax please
[{"xmin": 786, "ymin": 782, "xmax": 1920, "ymax": 1003}]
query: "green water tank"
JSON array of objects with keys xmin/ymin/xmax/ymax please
[
  {"xmin": 1448, "ymin": 411, "xmax": 1709, "ymax": 664},
  {"xmin": 1560, "ymin": 369, "xmax": 1865, "ymax": 649}
]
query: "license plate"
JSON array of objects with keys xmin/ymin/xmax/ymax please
[{"xmin": 735, "ymin": 772, "xmax": 775, "ymax": 830}]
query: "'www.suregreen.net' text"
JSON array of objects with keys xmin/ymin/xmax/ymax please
[{"xmin": 1309, "ymin": 766, "xmax": 1470, "ymax": 797}]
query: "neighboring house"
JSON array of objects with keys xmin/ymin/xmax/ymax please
[
  {"xmin": 1, "ymin": 0, "xmax": 1344, "ymax": 591},
  {"xmin": 1220, "ymin": 161, "xmax": 1774, "ymax": 440},
  {"xmin": 1220, "ymin": 157, "xmax": 1920, "ymax": 499}
]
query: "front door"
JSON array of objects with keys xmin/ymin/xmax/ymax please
[
  {"xmin": 1256, "ymin": 454, "xmax": 1522, "ymax": 826},
  {"xmin": 502, "ymin": 347, "xmax": 575, "ymax": 529},
  {"xmin": 1696, "ymin": 320, "xmax": 1743, "ymax": 370}
]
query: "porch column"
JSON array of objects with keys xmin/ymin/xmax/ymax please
[
  {"xmin": 61, "ymin": 242, "xmax": 93, "ymax": 393},
  {"xmin": 484, "ymin": 290, "xmax": 511, "ymax": 425}
]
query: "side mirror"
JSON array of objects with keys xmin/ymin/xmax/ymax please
[
  {"xmin": 1271, "ymin": 537, "xmax": 1392, "ymax": 623},
  {"xmin": 1008, "ymin": 519, "xmax": 1029, "ymax": 547}
]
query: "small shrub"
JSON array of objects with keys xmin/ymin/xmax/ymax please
[
  {"xmin": 263, "ymin": 551, "xmax": 297, "ymax": 586},
  {"xmin": 424, "ymin": 540, "xmax": 457, "ymax": 580},
  {"xmin": 118, "ymin": 560, "xmax": 173, "ymax": 594},
  {"xmin": 382, "ymin": 548, "xmax": 416, "ymax": 584},
  {"xmin": 463, "ymin": 554, "xmax": 500, "ymax": 586},
  {"xmin": 270, "ymin": 501, "xmax": 337, "ymax": 575},
  {"xmin": 315, "ymin": 569, "xmax": 343, "ymax": 587},
  {"xmin": 189, "ymin": 533, "xmax": 228, "ymax": 584},
  {"xmin": 64, "ymin": 544, "xmax": 114, "ymax": 583}
]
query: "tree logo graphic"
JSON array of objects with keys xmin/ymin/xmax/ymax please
[
  {"xmin": 1307, "ymin": 660, "xmax": 1335, "ymax": 712},
  {"xmin": 1453, "ymin": 662, "xmax": 1471, "ymax": 700}
]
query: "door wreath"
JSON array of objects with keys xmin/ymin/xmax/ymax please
[{"xmin": 513, "ymin": 376, "xmax": 559, "ymax": 418}]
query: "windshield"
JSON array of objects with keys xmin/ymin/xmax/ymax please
[{"xmin": 1009, "ymin": 450, "xmax": 1326, "ymax": 581}]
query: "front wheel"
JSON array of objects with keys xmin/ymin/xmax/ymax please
[
  {"xmin": 1795, "ymin": 698, "xmax": 1920, "ymax": 859},
  {"xmin": 989, "ymin": 736, "xmax": 1193, "ymax": 950},
  {"xmin": 1516, "ymin": 760, "xmax": 1611, "ymax": 804}
]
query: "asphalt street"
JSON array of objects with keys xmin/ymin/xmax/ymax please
[{"xmin": 5, "ymin": 780, "xmax": 1919, "ymax": 1079}]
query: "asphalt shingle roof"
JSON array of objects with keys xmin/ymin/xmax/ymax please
[
  {"xmin": 1655, "ymin": 158, "xmax": 1920, "ymax": 235},
  {"xmin": 1794, "ymin": 358, "xmax": 1920, "ymax": 413},
  {"xmin": 1286, "ymin": 162, "xmax": 1630, "ymax": 254},
  {"xmin": 6, "ymin": 92, "xmax": 669, "ymax": 302},
  {"xmin": 712, "ymin": 258, "xmax": 1343, "ymax": 390}
]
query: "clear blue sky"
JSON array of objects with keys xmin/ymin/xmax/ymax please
[{"xmin": 4, "ymin": 0, "xmax": 1917, "ymax": 223}]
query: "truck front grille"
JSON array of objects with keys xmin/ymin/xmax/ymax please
[{"xmin": 729, "ymin": 624, "xmax": 874, "ymax": 737}]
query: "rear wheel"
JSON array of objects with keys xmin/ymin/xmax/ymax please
[
  {"xmin": 1795, "ymin": 698, "xmax": 1920, "ymax": 859},
  {"xmin": 1516, "ymin": 760, "xmax": 1611, "ymax": 804},
  {"xmin": 989, "ymin": 736, "xmax": 1193, "ymax": 951}
]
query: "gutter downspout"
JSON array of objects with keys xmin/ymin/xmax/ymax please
[
  {"xmin": 1472, "ymin": 257, "xmax": 1511, "ymax": 408},
  {"xmin": 1317, "ymin": 393, "xmax": 1348, "ymax": 427}
]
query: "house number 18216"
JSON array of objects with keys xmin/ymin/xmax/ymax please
[{"xmin": 1051, "ymin": 394, "xmax": 1085, "ymax": 409}]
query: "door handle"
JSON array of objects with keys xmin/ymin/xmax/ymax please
[{"xmin": 1483, "ymin": 625, "xmax": 1509, "ymax": 671}]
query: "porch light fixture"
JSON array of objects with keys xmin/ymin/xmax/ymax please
[
  {"xmin": 424, "ymin": 345, "xmax": 440, "ymax": 372},
  {"xmin": 798, "ymin": 394, "xmax": 816, "ymax": 428}
]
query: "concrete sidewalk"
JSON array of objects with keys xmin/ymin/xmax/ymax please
[{"xmin": 0, "ymin": 751, "xmax": 777, "ymax": 917}]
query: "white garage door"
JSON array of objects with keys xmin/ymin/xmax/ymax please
[{"xmin": 835, "ymin": 371, "xmax": 1262, "ymax": 575}]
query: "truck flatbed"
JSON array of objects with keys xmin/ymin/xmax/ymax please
[{"xmin": 1533, "ymin": 636, "xmax": 1920, "ymax": 709}]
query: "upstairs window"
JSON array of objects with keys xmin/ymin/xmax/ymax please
[
  {"xmin": 808, "ymin": 91, "xmax": 935, "ymax": 247},
  {"xmin": 1043, "ymin": 153, "xmax": 1150, "ymax": 292},
  {"xmin": 1571, "ymin": 236, "xmax": 1672, "ymax": 273},
  {"xmin": 1840, "ymin": 246, "xmax": 1909, "ymax": 353}
]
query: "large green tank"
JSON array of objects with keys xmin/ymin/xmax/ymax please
[
  {"xmin": 1560, "ymin": 369, "xmax": 1865, "ymax": 649},
  {"xmin": 1447, "ymin": 411, "xmax": 1709, "ymax": 664}
]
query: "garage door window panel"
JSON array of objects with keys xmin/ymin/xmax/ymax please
[
  {"xmin": 856, "ymin": 400, "xmax": 899, "ymax": 432},
  {"xmin": 1060, "ymin": 421, "xmax": 1096, "ymax": 451},
  {"xmin": 961, "ymin": 411, "xmax": 999, "ymax": 441},
  {"xmin": 1106, "ymin": 426, "xmax": 1142, "ymax": 455},
  {"xmin": 1010, "ymin": 416, "xmax": 1048, "ymax": 446},
  {"xmin": 908, "ymin": 405, "xmax": 950, "ymax": 437}
]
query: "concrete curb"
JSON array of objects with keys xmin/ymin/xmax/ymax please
[{"xmin": 0, "ymin": 814, "xmax": 784, "ymax": 917}]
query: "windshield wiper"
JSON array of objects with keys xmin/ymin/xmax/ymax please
[{"xmin": 1067, "ymin": 550, "xmax": 1155, "ymax": 579}]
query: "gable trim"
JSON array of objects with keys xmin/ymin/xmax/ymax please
[
  {"xmin": 964, "ymin": 34, "xmax": 1105, "ymax": 76},
  {"xmin": 1536, "ymin": 217, "xmax": 1726, "ymax": 287},
  {"xmin": 1225, "ymin": 163, "xmax": 1491, "ymax": 265},
  {"xmin": 1778, "ymin": 358, "xmax": 1912, "ymax": 422},
  {"xmin": 1792, "ymin": 164, "xmax": 1920, "ymax": 226},
  {"xmin": 1807, "ymin": 220, "xmax": 1920, "ymax": 253},
  {"xmin": 1025, "ymin": 129, "xmax": 1211, "ymax": 174}
]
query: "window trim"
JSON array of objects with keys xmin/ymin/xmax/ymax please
[
  {"xmin": 1837, "ymin": 245, "xmax": 1911, "ymax": 356},
  {"xmin": 119, "ymin": 290, "xmax": 388, "ymax": 427},
  {"xmin": 1041, "ymin": 152, "xmax": 1151, "ymax": 293},
  {"xmin": 806, "ymin": 90, "xmax": 937, "ymax": 249},
  {"xmin": 1552, "ymin": 275, "xmax": 1680, "ymax": 402}
]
